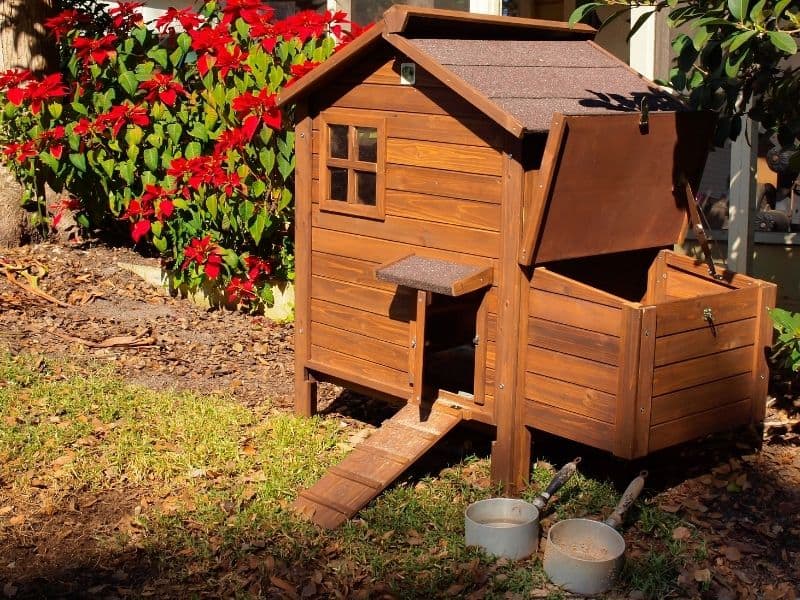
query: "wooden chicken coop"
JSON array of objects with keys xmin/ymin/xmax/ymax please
[{"xmin": 277, "ymin": 5, "xmax": 777, "ymax": 528}]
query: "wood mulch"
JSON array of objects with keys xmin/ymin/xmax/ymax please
[{"xmin": 0, "ymin": 240, "xmax": 798, "ymax": 599}]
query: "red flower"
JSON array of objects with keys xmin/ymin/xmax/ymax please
[
  {"xmin": 285, "ymin": 60, "xmax": 320, "ymax": 87},
  {"xmin": 130, "ymin": 219, "xmax": 151, "ymax": 243},
  {"xmin": 0, "ymin": 69, "xmax": 32, "ymax": 91},
  {"xmin": 168, "ymin": 156, "xmax": 217, "ymax": 192},
  {"xmin": 7, "ymin": 73, "xmax": 68, "ymax": 115},
  {"xmin": 49, "ymin": 195, "xmax": 81, "ymax": 229},
  {"xmin": 221, "ymin": 0, "xmax": 274, "ymax": 26},
  {"xmin": 181, "ymin": 235, "xmax": 224, "ymax": 279},
  {"xmin": 95, "ymin": 103, "xmax": 150, "ymax": 138},
  {"xmin": 73, "ymin": 117, "xmax": 99, "ymax": 137},
  {"xmin": 36, "ymin": 125, "xmax": 66, "ymax": 160},
  {"xmin": 2, "ymin": 140, "xmax": 37, "ymax": 164},
  {"xmin": 108, "ymin": 2, "xmax": 145, "ymax": 30},
  {"xmin": 72, "ymin": 34, "xmax": 118, "ymax": 66},
  {"xmin": 43, "ymin": 9, "xmax": 90, "ymax": 41},
  {"xmin": 139, "ymin": 73, "xmax": 186, "ymax": 106},
  {"xmin": 278, "ymin": 10, "xmax": 328, "ymax": 43},
  {"xmin": 225, "ymin": 276, "xmax": 256, "ymax": 303},
  {"xmin": 139, "ymin": 185, "xmax": 176, "ymax": 221},
  {"xmin": 190, "ymin": 24, "xmax": 234, "ymax": 53},
  {"xmin": 155, "ymin": 7, "xmax": 204, "ymax": 32},
  {"xmin": 244, "ymin": 255, "xmax": 271, "ymax": 280},
  {"xmin": 213, "ymin": 45, "xmax": 249, "ymax": 79},
  {"xmin": 213, "ymin": 127, "xmax": 249, "ymax": 155},
  {"xmin": 232, "ymin": 89, "xmax": 281, "ymax": 138}
]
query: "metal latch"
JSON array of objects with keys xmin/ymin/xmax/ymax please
[{"xmin": 703, "ymin": 307, "xmax": 717, "ymax": 337}]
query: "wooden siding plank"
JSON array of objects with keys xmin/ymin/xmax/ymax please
[
  {"xmin": 649, "ymin": 398, "xmax": 752, "ymax": 452},
  {"xmin": 526, "ymin": 346, "xmax": 618, "ymax": 395},
  {"xmin": 529, "ymin": 288, "xmax": 622, "ymax": 336},
  {"xmin": 337, "ymin": 56, "xmax": 444, "ymax": 88},
  {"xmin": 663, "ymin": 251, "xmax": 754, "ymax": 290},
  {"xmin": 312, "ymin": 252, "xmax": 390, "ymax": 290},
  {"xmin": 386, "ymin": 190, "xmax": 501, "ymax": 231},
  {"xmin": 655, "ymin": 286, "xmax": 760, "ymax": 337},
  {"xmin": 386, "ymin": 164, "xmax": 503, "ymax": 203},
  {"xmin": 652, "ymin": 346, "xmax": 753, "ymax": 397},
  {"xmin": 311, "ymin": 322, "xmax": 407, "ymax": 371},
  {"xmin": 320, "ymin": 84, "xmax": 485, "ymax": 119},
  {"xmin": 311, "ymin": 275, "xmax": 414, "ymax": 319},
  {"xmin": 312, "ymin": 207, "xmax": 500, "ymax": 258},
  {"xmin": 752, "ymin": 283, "xmax": 777, "ymax": 422},
  {"xmin": 614, "ymin": 305, "xmax": 643, "ymax": 458},
  {"xmin": 665, "ymin": 269, "xmax": 731, "ymax": 299},
  {"xmin": 311, "ymin": 299, "xmax": 408, "ymax": 346},
  {"xmin": 525, "ymin": 372, "xmax": 615, "ymax": 424},
  {"xmin": 531, "ymin": 266, "xmax": 627, "ymax": 308},
  {"xmin": 387, "ymin": 138, "xmax": 503, "ymax": 176},
  {"xmin": 310, "ymin": 345, "xmax": 409, "ymax": 393},
  {"xmin": 525, "ymin": 400, "xmax": 615, "ymax": 452},
  {"xmin": 654, "ymin": 318, "xmax": 757, "ymax": 367},
  {"xmin": 633, "ymin": 307, "xmax": 656, "ymax": 457},
  {"xmin": 651, "ymin": 372, "xmax": 752, "ymax": 425},
  {"xmin": 528, "ymin": 317, "xmax": 620, "ymax": 366}
]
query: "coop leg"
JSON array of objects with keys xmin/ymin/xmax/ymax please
[
  {"xmin": 296, "ymin": 369, "xmax": 318, "ymax": 417},
  {"xmin": 513, "ymin": 425, "xmax": 533, "ymax": 492}
]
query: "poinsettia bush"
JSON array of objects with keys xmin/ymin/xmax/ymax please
[{"xmin": 0, "ymin": 1, "xmax": 362, "ymax": 310}]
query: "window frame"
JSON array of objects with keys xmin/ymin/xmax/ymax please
[{"xmin": 319, "ymin": 111, "xmax": 386, "ymax": 220}]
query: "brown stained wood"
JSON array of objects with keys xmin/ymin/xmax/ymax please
[
  {"xmin": 294, "ymin": 104, "xmax": 315, "ymax": 417},
  {"xmin": 529, "ymin": 288, "xmax": 623, "ymax": 337},
  {"xmin": 752, "ymin": 283, "xmax": 777, "ymax": 422},
  {"xmin": 524, "ymin": 400, "xmax": 615, "ymax": 452},
  {"xmin": 311, "ymin": 299, "xmax": 408, "ymax": 346},
  {"xmin": 655, "ymin": 286, "xmax": 759, "ymax": 337},
  {"xmin": 312, "ymin": 228, "xmax": 498, "ymax": 270},
  {"xmin": 519, "ymin": 114, "xmax": 566, "ymax": 265},
  {"xmin": 487, "ymin": 313, "xmax": 497, "ymax": 341},
  {"xmin": 375, "ymin": 255, "xmax": 493, "ymax": 296},
  {"xmin": 649, "ymin": 398, "xmax": 751, "ymax": 452},
  {"xmin": 654, "ymin": 318, "xmax": 757, "ymax": 367},
  {"xmin": 409, "ymin": 290, "xmax": 428, "ymax": 401},
  {"xmin": 651, "ymin": 346, "xmax": 753, "ymax": 397},
  {"xmin": 613, "ymin": 305, "xmax": 643, "ymax": 458},
  {"xmin": 528, "ymin": 317, "xmax": 620, "ymax": 366},
  {"xmin": 387, "ymin": 138, "xmax": 503, "ymax": 176},
  {"xmin": 338, "ymin": 55, "xmax": 444, "ymax": 88},
  {"xmin": 312, "ymin": 207, "xmax": 500, "ymax": 259},
  {"xmin": 526, "ymin": 346, "xmax": 618, "ymax": 394},
  {"xmin": 311, "ymin": 275, "xmax": 415, "ymax": 319},
  {"xmin": 293, "ymin": 403, "xmax": 461, "ymax": 528},
  {"xmin": 663, "ymin": 251, "xmax": 752, "ymax": 289},
  {"xmin": 651, "ymin": 372, "xmax": 752, "ymax": 425},
  {"xmin": 633, "ymin": 306, "xmax": 656, "ymax": 457},
  {"xmin": 665, "ymin": 269, "xmax": 730, "ymax": 300},
  {"xmin": 387, "ymin": 164, "xmax": 503, "ymax": 204},
  {"xmin": 521, "ymin": 113, "xmax": 715, "ymax": 265},
  {"xmin": 531, "ymin": 267, "xmax": 627, "ymax": 308},
  {"xmin": 473, "ymin": 295, "xmax": 489, "ymax": 406},
  {"xmin": 644, "ymin": 251, "xmax": 667, "ymax": 304},
  {"xmin": 386, "ymin": 190, "xmax": 501, "ymax": 231},
  {"xmin": 383, "ymin": 32, "xmax": 525, "ymax": 138},
  {"xmin": 486, "ymin": 341, "xmax": 496, "ymax": 370},
  {"xmin": 311, "ymin": 322, "xmax": 407, "ymax": 372},
  {"xmin": 309, "ymin": 346, "xmax": 410, "ymax": 396},
  {"xmin": 524, "ymin": 372, "xmax": 615, "ymax": 424},
  {"xmin": 312, "ymin": 252, "xmax": 392, "ymax": 289}
]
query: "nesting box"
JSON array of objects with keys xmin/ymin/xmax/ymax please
[{"xmin": 277, "ymin": 6, "xmax": 776, "ymax": 526}]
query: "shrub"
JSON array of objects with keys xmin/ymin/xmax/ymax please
[
  {"xmin": 0, "ymin": 1, "xmax": 362, "ymax": 311},
  {"xmin": 769, "ymin": 307, "xmax": 800, "ymax": 373}
]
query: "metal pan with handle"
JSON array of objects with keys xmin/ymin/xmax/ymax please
[
  {"xmin": 543, "ymin": 470, "xmax": 648, "ymax": 596},
  {"xmin": 464, "ymin": 457, "xmax": 581, "ymax": 560}
]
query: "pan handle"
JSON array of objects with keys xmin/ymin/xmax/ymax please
[
  {"xmin": 604, "ymin": 470, "xmax": 648, "ymax": 529},
  {"xmin": 531, "ymin": 457, "xmax": 581, "ymax": 510}
]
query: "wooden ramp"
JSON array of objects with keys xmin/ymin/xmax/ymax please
[{"xmin": 293, "ymin": 403, "xmax": 462, "ymax": 528}]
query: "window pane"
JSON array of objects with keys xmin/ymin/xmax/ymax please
[
  {"xmin": 357, "ymin": 127, "xmax": 378, "ymax": 163},
  {"xmin": 355, "ymin": 171, "xmax": 376, "ymax": 206},
  {"xmin": 329, "ymin": 167, "xmax": 348, "ymax": 201},
  {"xmin": 329, "ymin": 125, "xmax": 348, "ymax": 159}
]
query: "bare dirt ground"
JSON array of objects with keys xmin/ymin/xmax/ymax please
[{"xmin": 0, "ymin": 241, "xmax": 798, "ymax": 599}]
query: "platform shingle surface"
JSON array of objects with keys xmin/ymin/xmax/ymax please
[
  {"xmin": 408, "ymin": 38, "xmax": 682, "ymax": 132},
  {"xmin": 375, "ymin": 255, "xmax": 486, "ymax": 296}
]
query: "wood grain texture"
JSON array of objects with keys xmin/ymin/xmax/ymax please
[
  {"xmin": 664, "ymin": 251, "xmax": 754, "ymax": 290},
  {"xmin": 525, "ymin": 400, "xmax": 615, "ymax": 452},
  {"xmin": 526, "ymin": 346, "xmax": 618, "ymax": 395},
  {"xmin": 311, "ymin": 275, "xmax": 415, "ymax": 319},
  {"xmin": 614, "ymin": 305, "xmax": 643, "ymax": 458},
  {"xmin": 311, "ymin": 322, "xmax": 407, "ymax": 371},
  {"xmin": 387, "ymin": 138, "xmax": 503, "ymax": 176},
  {"xmin": 309, "ymin": 345, "xmax": 410, "ymax": 395},
  {"xmin": 312, "ymin": 252, "xmax": 391, "ymax": 289},
  {"xmin": 644, "ymin": 250, "xmax": 667, "ymax": 304},
  {"xmin": 655, "ymin": 286, "xmax": 759, "ymax": 337},
  {"xmin": 654, "ymin": 318, "xmax": 756, "ymax": 367},
  {"xmin": 649, "ymin": 398, "xmax": 751, "ymax": 452},
  {"xmin": 386, "ymin": 190, "xmax": 501, "ymax": 231},
  {"xmin": 524, "ymin": 372, "xmax": 615, "ymax": 423},
  {"xmin": 311, "ymin": 299, "xmax": 408, "ymax": 346},
  {"xmin": 651, "ymin": 346, "xmax": 753, "ymax": 397},
  {"xmin": 386, "ymin": 164, "xmax": 503, "ymax": 203},
  {"xmin": 633, "ymin": 306, "xmax": 656, "ymax": 457},
  {"xmin": 312, "ymin": 206, "xmax": 500, "ymax": 258},
  {"xmin": 531, "ymin": 267, "xmax": 627, "ymax": 308},
  {"xmin": 409, "ymin": 290, "xmax": 427, "ymax": 402},
  {"xmin": 529, "ymin": 288, "xmax": 622, "ymax": 336},
  {"xmin": 651, "ymin": 372, "xmax": 752, "ymax": 425},
  {"xmin": 665, "ymin": 269, "xmax": 730, "ymax": 299},
  {"xmin": 751, "ymin": 283, "xmax": 777, "ymax": 422},
  {"xmin": 528, "ymin": 317, "xmax": 620, "ymax": 366}
]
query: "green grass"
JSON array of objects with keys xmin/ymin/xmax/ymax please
[{"xmin": 0, "ymin": 352, "xmax": 697, "ymax": 598}]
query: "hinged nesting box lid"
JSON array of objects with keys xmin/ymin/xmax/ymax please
[{"xmin": 518, "ymin": 111, "xmax": 716, "ymax": 265}]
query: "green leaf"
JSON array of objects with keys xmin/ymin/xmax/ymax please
[
  {"xmin": 153, "ymin": 235, "xmax": 167, "ymax": 252},
  {"xmin": 774, "ymin": 0, "xmax": 793, "ymax": 18},
  {"xmin": 166, "ymin": 123, "xmax": 183, "ymax": 145},
  {"xmin": 692, "ymin": 26, "xmax": 711, "ymax": 51},
  {"xmin": 277, "ymin": 154, "xmax": 295, "ymax": 181},
  {"xmin": 749, "ymin": 0, "xmax": 766, "ymax": 22},
  {"xmin": 249, "ymin": 209, "xmax": 268, "ymax": 245},
  {"xmin": 147, "ymin": 47, "xmax": 169, "ymax": 69},
  {"xmin": 252, "ymin": 179, "xmax": 267, "ymax": 198},
  {"xmin": 728, "ymin": 30, "xmax": 756, "ymax": 52},
  {"xmin": 135, "ymin": 61, "xmax": 155, "ymax": 81},
  {"xmin": 259, "ymin": 148, "xmax": 275, "ymax": 174},
  {"xmin": 39, "ymin": 151, "xmax": 59, "ymax": 172},
  {"xmin": 131, "ymin": 24, "xmax": 148, "ymax": 45},
  {"xmin": 767, "ymin": 31, "xmax": 797, "ymax": 55},
  {"xmin": 118, "ymin": 161, "xmax": 135, "ymax": 185},
  {"xmin": 240, "ymin": 200, "xmax": 255, "ymax": 223},
  {"xmin": 125, "ymin": 125, "xmax": 144, "ymax": 147},
  {"xmin": 279, "ymin": 187, "xmax": 292, "ymax": 212},
  {"xmin": 147, "ymin": 133, "xmax": 164, "ymax": 148},
  {"xmin": 185, "ymin": 141, "xmax": 202, "ymax": 159},
  {"xmin": 69, "ymin": 153, "xmax": 87, "ymax": 172},
  {"xmin": 206, "ymin": 194, "xmax": 218, "ymax": 218},
  {"xmin": 189, "ymin": 122, "xmax": 208, "ymax": 142},
  {"xmin": 144, "ymin": 148, "xmax": 159, "ymax": 171},
  {"xmin": 177, "ymin": 32, "xmax": 192, "ymax": 53},
  {"xmin": 119, "ymin": 70, "xmax": 139, "ymax": 97},
  {"xmin": 151, "ymin": 221, "xmax": 163, "ymax": 236},
  {"xmin": 170, "ymin": 46, "xmax": 186, "ymax": 68},
  {"xmin": 100, "ymin": 158, "xmax": 115, "ymax": 177},
  {"xmin": 71, "ymin": 101, "xmax": 88, "ymax": 116},
  {"xmin": 728, "ymin": 0, "xmax": 748, "ymax": 20},
  {"xmin": 48, "ymin": 102, "xmax": 63, "ymax": 119},
  {"xmin": 235, "ymin": 18, "xmax": 250, "ymax": 39}
]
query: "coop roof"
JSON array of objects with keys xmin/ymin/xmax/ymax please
[{"xmin": 277, "ymin": 5, "xmax": 682, "ymax": 137}]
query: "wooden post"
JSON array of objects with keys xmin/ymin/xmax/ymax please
[
  {"xmin": 751, "ymin": 283, "xmax": 777, "ymax": 422},
  {"xmin": 727, "ymin": 117, "xmax": 757, "ymax": 274},
  {"xmin": 409, "ymin": 290, "xmax": 429, "ymax": 404},
  {"xmin": 294, "ymin": 102, "xmax": 317, "ymax": 417},
  {"xmin": 491, "ymin": 138, "xmax": 528, "ymax": 494}
]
